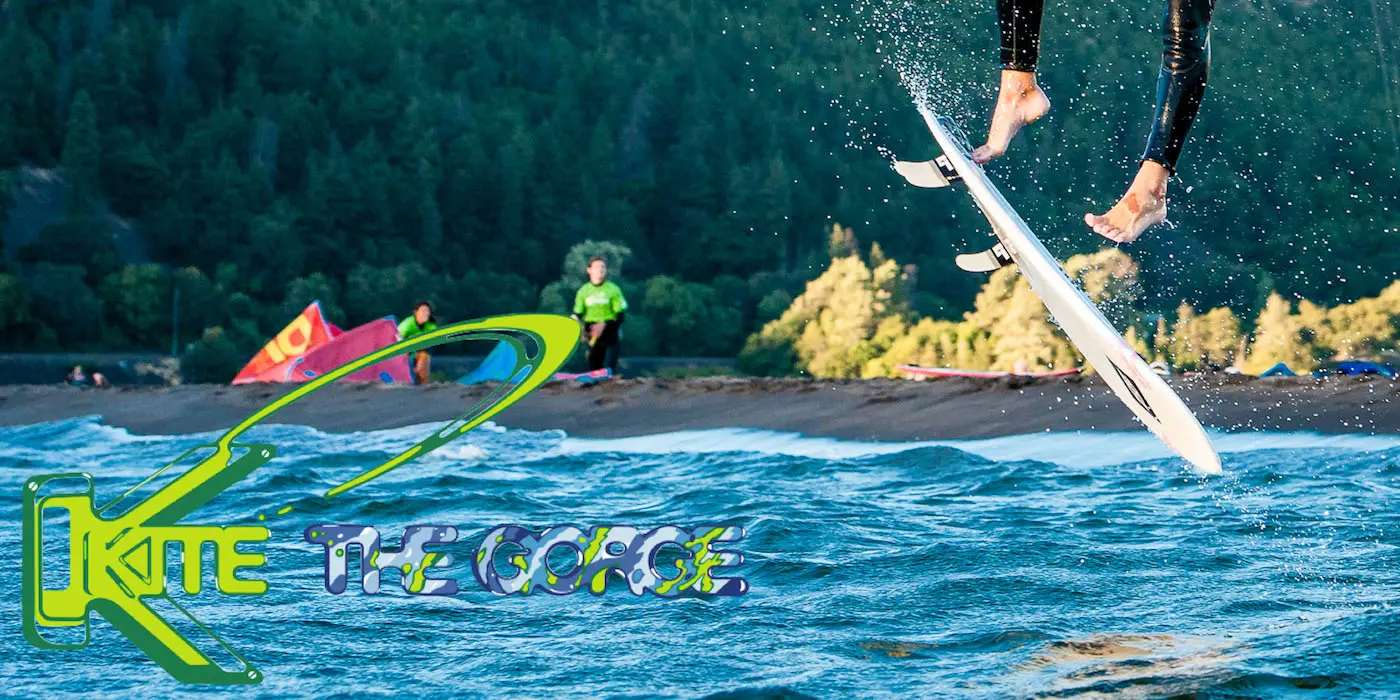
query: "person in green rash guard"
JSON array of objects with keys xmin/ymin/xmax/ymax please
[
  {"xmin": 572, "ymin": 256, "xmax": 627, "ymax": 373},
  {"xmin": 398, "ymin": 301, "xmax": 438, "ymax": 384}
]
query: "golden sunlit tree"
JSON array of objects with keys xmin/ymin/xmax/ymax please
[
  {"xmin": 1243, "ymin": 293, "xmax": 1323, "ymax": 373},
  {"xmin": 1319, "ymin": 281, "xmax": 1400, "ymax": 360},
  {"xmin": 744, "ymin": 236, "xmax": 1400, "ymax": 378},
  {"xmin": 738, "ymin": 230, "xmax": 911, "ymax": 378},
  {"xmin": 1168, "ymin": 304, "xmax": 1245, "ymax": 370}
]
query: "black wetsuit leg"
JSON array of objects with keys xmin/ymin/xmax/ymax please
[
  {"xmin": 603, "ymin": 339, "xmax": 621, "ymax": 374},
  {"xmin": 1142, "ymin": 0, "xmax": 1215, "ymax": 174},
  {"xmin": 587, "ymin": 319, "xmax": 622, "ymax": 372},
  {"xmin": 586, "ymin": 339, "xmax": 607, "ymax": 371},
  {"xmin": 998, "ymin": 0, "xmax": 1046, "ymax": 72}
]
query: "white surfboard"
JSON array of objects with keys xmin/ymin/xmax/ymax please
[{"xmin": 895, "ymin": 106, "xmax": 1222, "ymax": 474}]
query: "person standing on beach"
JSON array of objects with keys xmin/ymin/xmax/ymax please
[
  {"xmin": 398, "ymin": 301, "xmax": 438, "ymax": 384},
  {"xmin": 572, "ymin": 257, "xmax": 627, "ymax": 374}
]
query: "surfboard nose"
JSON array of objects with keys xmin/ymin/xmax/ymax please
[{"xmin": 1182, "ymin": 443, "xmax": 1223, "ymax": 475}]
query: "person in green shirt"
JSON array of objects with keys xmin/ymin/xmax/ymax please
[
  {"xmin": 572, "ymin": 256, "xmax": 627, "ymax": 373},
  {"xmin": 398, "ymin": 301, "xmax": 438, "ymax": 384}
]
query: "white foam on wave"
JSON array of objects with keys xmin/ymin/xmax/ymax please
[
  {"xmin": 556, "ymin": 428, "xmax": 1400, "ymax": 469},
  {"xmin": 0, "ymin": 417, "xmax": 219, "ymax": 474},
  {"xmin": 0, "ymin": 418, "xmax": 514, "ymax": 476},
  {"xmin": 434, "ymin": 443, "xmax": 490, "ymax": 462},
  {"xmin": 0, "ymin": 415, "xmax": 177, "ymax": 446}
]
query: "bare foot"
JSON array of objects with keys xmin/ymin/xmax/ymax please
[
  {"xmin": 972, "ymin": 70, "xmax": 1051, "ymax": 164},
  {"xmin": 1085, "ymin": 161, "xmax": 1170, "ymax": 243}
]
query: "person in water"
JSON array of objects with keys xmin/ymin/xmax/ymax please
[
  {"xmin": 398, "ymin": 301, "xmax": 438, "ymax": 384},
  {"xmin": 572, "ymin": 256, "xmax": 627, "ymax": 373},
  {"xmin": 973, "ymin": 0, "xmax": 1214, "ymax": 243}
]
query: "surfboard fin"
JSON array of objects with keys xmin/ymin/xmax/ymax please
[
  {"xmin": 955, "ymin": 243, "xmax": 1014, "ymax": 273},
  {"xmin": 893, "ymin": 157, "xmax": 959, "ymax": 189}
]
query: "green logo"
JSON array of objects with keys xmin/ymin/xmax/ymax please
[{"xmin": 21, "ymin": 314, "xmax": 577, "ymax": 684}]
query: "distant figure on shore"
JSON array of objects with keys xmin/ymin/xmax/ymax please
[
  {"xmin": 66, "ymin": 365, "xmax": 87, "ymax": 386},
  {"xmin": 572, "ymin": 256, "xmax": 627, "ymax": 374},
  {"xmin": 92, "ymin": 371, "xmax": 109, "ymax": 388},
  {"xmin": 398, "ymin": 301, "xmax": 438, "ymax": 384}
]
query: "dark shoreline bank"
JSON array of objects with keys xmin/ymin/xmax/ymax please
[{"xmin": 2, "ymin": 374, "xmax": 1396, "ymax": 439}]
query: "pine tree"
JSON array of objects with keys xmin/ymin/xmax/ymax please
[{"xmin": 61, "ymin": 90, "xmax": 102, "ymax": 214}]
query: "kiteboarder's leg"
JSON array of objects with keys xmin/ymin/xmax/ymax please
[
  {"xmin": 1144, "ymin": 0, "xmax": 1213, "ymax": 175},
  {"xmin": 1087, "ymin": 0, "xmax": 1213, "ymax": 243},
  {"xmin": 972, "ymin": 0, "xmax": 1051, "ymax": 164}
]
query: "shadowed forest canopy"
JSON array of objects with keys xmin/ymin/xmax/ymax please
[{"xmin": 0, "ymin": 0, "xmax": 1396, "ymax": 359}]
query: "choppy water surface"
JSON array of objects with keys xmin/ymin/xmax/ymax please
[{"xmin": 1, "ymin": 418, "xmax": 1396, "ymax": 698}]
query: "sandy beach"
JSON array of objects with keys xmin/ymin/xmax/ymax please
[{"xmin": 2, "ymin": 374, "xmax": 1397, "ymax": 439}]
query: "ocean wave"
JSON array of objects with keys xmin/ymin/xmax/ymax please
[
  {"xmin": 558, "ymin": 427, "xmax": 1400, "ymax": 469},
  {"xmin": 1, "ymin": 419, "xmax": 1397, "ymax": 697}
]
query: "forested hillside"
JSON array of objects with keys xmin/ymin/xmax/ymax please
[{"xmin": 0, "ymin": 0, "xmax": 1395, "ymax": 358}]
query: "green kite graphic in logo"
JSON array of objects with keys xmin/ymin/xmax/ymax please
[{"xmin": 21, "ymin": 314, "xmax": 577, "ymax": 685}]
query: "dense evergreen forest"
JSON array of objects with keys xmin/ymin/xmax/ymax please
[{"xmin": 0, "ymin": 0, "xmax": 1396, "ymax": 364}]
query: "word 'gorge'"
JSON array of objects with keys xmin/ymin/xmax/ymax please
[{"xmin": 305, "ymin": 524, "xmax": 749, "ymax": 596}]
